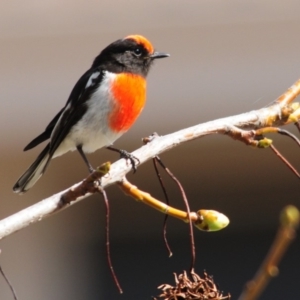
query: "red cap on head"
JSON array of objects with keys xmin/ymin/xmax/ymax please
[{"xmin": 125, "ymin": 35, "xmax": 154, "ymax": 54}]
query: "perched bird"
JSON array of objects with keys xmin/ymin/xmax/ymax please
[{"xmin": 13, "ymin": 35, "xmax": 169, "ymax": 194}]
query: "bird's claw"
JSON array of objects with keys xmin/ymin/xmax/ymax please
[{"xmin": 119, "ymin": 150, "xmax": 140, "ymax": 173}]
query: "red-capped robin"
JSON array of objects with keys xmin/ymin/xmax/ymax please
[{"xmin": 13, "ymin": 35, "xmax": 169, "ymax": 194}]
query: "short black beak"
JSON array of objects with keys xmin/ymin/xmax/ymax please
[{"xmin": 150, "ymin": 51, "xmax": 170, "ymax": 59}]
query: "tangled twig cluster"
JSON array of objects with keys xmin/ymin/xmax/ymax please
[{"xmin": 155, "ymin": 270, "xmax": 230, "ymax": 300}]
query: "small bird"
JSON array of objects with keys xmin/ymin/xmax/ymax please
[{"xmin": 13, "ymin": 35, "xmax": 169, "ymax": 194}]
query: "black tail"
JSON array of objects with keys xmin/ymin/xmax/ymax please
[{"xmin": 13, "ymin": 143, "xmax": 51, "ymax": 194}]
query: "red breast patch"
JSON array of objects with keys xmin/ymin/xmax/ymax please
[{"xmin": 109, "ymin": 73, "xmax": 146, "ymax": 132}]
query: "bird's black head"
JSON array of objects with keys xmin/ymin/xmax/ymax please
[{"xmin": 92, "ymin": 35, "xmax": 169, "ymax": 77}]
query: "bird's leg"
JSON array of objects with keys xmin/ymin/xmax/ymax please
[
  {"xmin": 107, "ymin": 146, "xmax": 140, "ymax": 173},
  {"xmin": 76, "ymin": 145, "xmax": 95, "ymax": 173}
]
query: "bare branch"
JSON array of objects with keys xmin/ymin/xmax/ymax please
[
  {"xmin": 238, "ymin": 205, "xmax": 299, "ymax": 300},
  {"xmin": 0, "ymin": 79, "xmax": 300, "ymax": 240}
]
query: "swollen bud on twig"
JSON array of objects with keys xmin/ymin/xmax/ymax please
[
  {"xmin": 194, "ymin": 210, "xmax": 229, "ymax": 232},
  {"xmin": 287, "ymin": 102, "xmax": 300, "ymax": 122},
  {"xmin": 257, "ymin": 137, "xmax": 272, "ymax": 148},
  {"xmin": 280, "ymin": 205, "xmax": 299, "ymax": 228}
]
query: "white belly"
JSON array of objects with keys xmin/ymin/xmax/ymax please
[{"xmin": 53, "ymin": 72, "xmax": 123, "ymax": 158}]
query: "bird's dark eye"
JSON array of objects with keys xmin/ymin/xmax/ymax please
[{"xmin": 132, "ymin": 48, "xmax": 142, "ymax": 56}]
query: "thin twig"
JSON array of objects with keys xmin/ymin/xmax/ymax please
[
  {"xmin": 154, "ymin": 156, "xmax": 196, "ymax": 273},
  {"xmin": 269, "ymin": 144, "xmax": 300, "ymax": 178},
  {"xmin": 118, "ymin": 178, "xmax": 228, "ymax": 232},
  {"xmin": 238, "ymin": 205, "xmax": 299, "ymax": 300},
  {"xmin": 225, "ymin": 126, "xmax": 300, "ymax": 178},
  {"xmin": 99, "ymin": 189, "xmax": 123, "ymax": 294},
  {"xmin": 153, "ymin": 158, "xmax": 173, "ymax": 257},
  {"xmin": 295, "ymin": 121, "xmax": 300, "ymax": 133},
  {"xmin": 0, "ymin": 252, "xmax": 18, "ymax": 300},
  {"xmin": 277, "ymin": 128, "xmax": 300, "ymax": 147},
  {"xmin": 1, "ymin": 78, "xmax": 300, "ymax": 239}
]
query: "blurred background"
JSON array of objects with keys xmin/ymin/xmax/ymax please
[{"xmin": 1, "ymin": 0, "xmax": 300, "ymax": 299}]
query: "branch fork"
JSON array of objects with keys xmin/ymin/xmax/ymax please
[{"xmin": 1, "ymin": 78, "xmax": 300, "ymax": 240}]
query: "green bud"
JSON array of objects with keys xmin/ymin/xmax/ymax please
[{"xmin": 194, "ymin": 210, "xmax": 230, "ymax": 232}]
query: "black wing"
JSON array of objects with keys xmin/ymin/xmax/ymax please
[
  {"xmin": 48, "ymin": 68, "xmax": 103, "ymax": 157},
  {"xmin": 23, "ymin": 68, "xmax": 103, "ymax": 155},
  {"xmin": 24, "ymin": 108, "xmax": 64, "ymax": 151}
]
